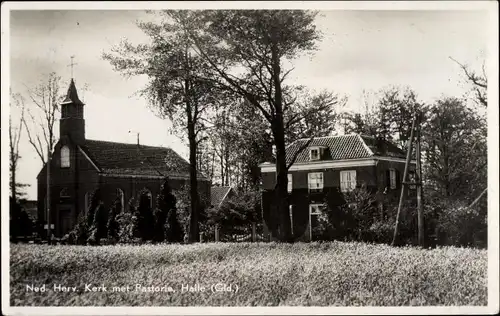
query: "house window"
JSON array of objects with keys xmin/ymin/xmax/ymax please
[
  {"xmin": 389, "ymin": 169, "xmax": 397, "ymax": 189},
  {"xmin": 308, "ymin": 172, "xmax": 324, "ymax": 192},
  {"xmin": 287, "ymin": 174, "xmax": 293, "ymax": 193},
  {"xmin": 340, "ymin": 170, "xmax": 357, "ymax": 192},
  {"xmin": 61, "ymin": 146, "xmax": 70, "ymax": 168},
  {"xmin": 310, "ymin": 148, "xmax": 320, "ymax": 161}
]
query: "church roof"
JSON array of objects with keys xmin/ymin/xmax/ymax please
[
  {"xmin": 79, "ymin": 139, "xmax": 195, "ymax": 179},
  {"xmin": 61, "ymin": 78, "xmax": 84, "ymax": 106}
]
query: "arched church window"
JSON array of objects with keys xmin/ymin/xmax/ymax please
[
  {"xmin": 116, "ymin": 188, "xmax": 125, "ymax": 212},
  {"xmin": 140, "ymin": 188, "xmax": 153, "ymax": 209},
  {"xmin": 61, "ymin": 146, "xmax": 70, "ymax": 168}
]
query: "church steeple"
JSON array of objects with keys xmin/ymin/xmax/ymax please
[{"xmin": 60, "ymin": 79, "xmax": 85, "ymax": 144}]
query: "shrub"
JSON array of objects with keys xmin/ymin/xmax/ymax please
[
  {"xmin": 433, "ymin": 198, "xmax": 487, "ymax": 248},
  {"xmin": 10, "ymin": 197, "xmax": 34, "ymax": 241},
  {"xmin": 87, "ymin": 202, "xmax": 108, "ymax": 245},
  {"xmin": 107, "ymin": 197, "xmax": 122, "ymax": 243},
  {"xmin": 63, "ymin": 212, "xmax": 88, "ymax": 245},
  {"xmin": 116, "ymin": 198, "xmax": 139, "ymax": 243},
  {"xmin": 153, "ymin": 179, "xmax": 177, "ymax": 243},
  {"xmin": 165, "ymin": 207, "xmax": 184, "ymax": 243}
]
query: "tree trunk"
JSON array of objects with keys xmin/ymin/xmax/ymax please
[
  {"xmin": 187, "ymin": 120, "xmax": 200, "ymax": 243},
  {"xmin": 270, "ymin": 41, "xmax": 292, "ymax": 242},
  {"xmin": 11, "ymin": 160, "xmax": 16, "ymax": 200}
]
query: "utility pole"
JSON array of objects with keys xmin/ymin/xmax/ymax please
[
  {"xmin": 391, "ymin": 112, "xmax": 417, "ymax": 246},
  {"xmin": 416, "ymin": 112, "xmax": 424, "ymax": 247}
]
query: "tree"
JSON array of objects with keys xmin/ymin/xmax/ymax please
[
  {"xmin": 154, "ymin": 179, "xmax": 177, "ymax": 242},
  {"xmin": 116, "ymin": 197, "xmax": 139, "ymax": 243},
  {"xmin": 21, "ymin": 72, "xmax": 63, "ymax": 165},
  {"xmin": 449, "ymin": 57, "xmax": 487, "ymax": 107},
  {"xmin": 102, "ymin": 12, "xmax": 227, "ymax": 243},
  {"xmin": 182, "ymin": 10, "xmax": 323, "ymax": 241},
  {"xmin": 87, "ymin": 191, "xmax": 108, "ymax": 245},
  {"xmin": 421, "ymin": 97, "xmax": 487, "ymax": 203},
  {"xmin": 107, "ymin": 196, "xmax": 122, "ymax": 243},
  {"xmin": 342, "ymin": 86, "xmax": 423, "ymax": 151},
  {"xmin": 285, "ymin": 90, "xmax": 345, "ymax": 143},
  {"xmin": 9, "ymin": 91, "xmax": 29, "ymax": 200},
  {"xmin": 165, "ymin": 206, "xmax": 184, "ymax": 243},
  {"xmin": 10, "ymin": 196, "xmax": 34, "ymax": 242}
]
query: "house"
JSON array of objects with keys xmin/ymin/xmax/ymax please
[
  {"xmin": 37, "ymin": 79, "xmax": 211, "ymax": 238},
  {"xmin": 259, "ymin": 134, "xmax": 416, "ymax": 241},
  {"xmin": 210, "ymin": 186, "xmax": 235, "ymax": 208}
]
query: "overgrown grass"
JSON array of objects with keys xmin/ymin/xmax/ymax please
[{"xmin": 10, "ymin": 242, "xmax": 487, "ymax": 306}]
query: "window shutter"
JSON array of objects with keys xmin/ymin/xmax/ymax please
[
  {"xmin": 396, "ymin": 169, "xmax": 401, "ymax": 189},
  {"xmin": 385, "ymin": 170, "xmax": 390, "ymax": 189}
]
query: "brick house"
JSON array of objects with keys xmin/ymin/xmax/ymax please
[
  {"xmin": 37, "ymin": 79, "xmax": 210, "ymax": 238},
  {"xmin": 259, "ymin": 134, "xmax": 416, "ymax": 241}
]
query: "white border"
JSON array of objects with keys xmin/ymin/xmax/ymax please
[{"xmin": 2, "ymin": 1, "xmax": 498, "ymax": 316}]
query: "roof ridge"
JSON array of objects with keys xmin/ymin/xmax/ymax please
[
  {"xmin": 293, "ymin": 133, "xmax": 359, "ymax": 142},
  {"xmin": 85, "ymin": 139, "xmax": 173, "ymax": 150}
]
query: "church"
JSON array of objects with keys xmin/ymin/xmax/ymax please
[{"xmin": 37, "ymin": 79, "xmax": 211, "ymax": 237}]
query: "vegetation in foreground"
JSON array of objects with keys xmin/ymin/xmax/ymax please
[{"xmin": 10, "ymin": 242, "xmax": 486, "ymax": 306}]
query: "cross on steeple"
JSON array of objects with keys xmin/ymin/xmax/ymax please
[{"xmin": 67, "ymin": 55, "xmax": 78, "ymax": 79}]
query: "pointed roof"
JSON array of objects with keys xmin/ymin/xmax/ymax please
[{"xmin": 61, "ymin": 78, "xmax": 84, "ymax": 106}]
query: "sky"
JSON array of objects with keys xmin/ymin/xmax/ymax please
[{"xmin": 6, "ymin": 8, "xmax": 491, "ymax": 200}]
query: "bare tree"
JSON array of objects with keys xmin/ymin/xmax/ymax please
[
  {"xmin": 449, "ymin": 56, "xmax": 488, "ymax": 107},
  {"xmin": 21, "ymin": 72, "xmax": 63, "ymax": 165},
  {"xmin": 9, "ymin": 91, "xmax": 28, "ymax": 200}
]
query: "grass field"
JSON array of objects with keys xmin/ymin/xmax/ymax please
[{"xmin": 10, "ymin": 242, "xmax": 487, "ymax": 306}]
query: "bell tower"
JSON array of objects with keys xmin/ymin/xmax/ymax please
[{"xmin": 60, "ymin": 79, "xmax": 85, "ymax": 144}]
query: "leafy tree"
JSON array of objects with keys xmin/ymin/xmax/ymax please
[
  {"xmin": 116, "ymin": 197, "xmax": 139, "ymax": 243},
  {"xmin": 107, "ymin": 196, "xmax": 122, "ymax": 243},
  {"xmin": 102, "ymin": 12, "xmax": 229, "ymax": 243},
  {"xmin": 88, "ymin": 201, "xmax": 108, "ymax": 245},
  {"xmin": 10, "ymin": 196, "xmax": 34, "ymax": 242},
  {"xmin": 421, "ymin": 97, "xmax": 487, "ymax": 203},
  {"xmin": 182, "ymin": 10, "xmax": 324, "ymax": 242},
  {"xmin": 165, "ymin": 207, "xmax": 184, "ymax": 243},
  {"xmin": 154, "ymin": 179, "xmax": 177, "ymax": 242}
]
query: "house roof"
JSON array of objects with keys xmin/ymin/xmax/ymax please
[
  {"xmin": 211, "ymin": 186, "xmax": 232, "ymax": 207},
  {"xmin": 285, "ymin": 134, "xmax": 407, "ymax": 165},
  {"xmin": 79, "ymin": 139, "xmax": 194, "ymax": 179},
  {"xmin": 61, "ymin": 78, "xmax": 84, "ymax": 106}
]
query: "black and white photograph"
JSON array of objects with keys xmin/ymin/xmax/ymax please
[{"xmin": 1, "ymin": 1, "xmax": 498, "ymax": 315}]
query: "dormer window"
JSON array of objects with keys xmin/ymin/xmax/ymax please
[
  {"xmin": 309, "ymin": 146, "xmax": 326, "ymax": 161},
  {"xmin": 310, "ymin": 148, "xmax": 320, "ymax": 161},
  {"xmin": 61, "ymin": 146, "xmax": 70, "ymax": 168}
]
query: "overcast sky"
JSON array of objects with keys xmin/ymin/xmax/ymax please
[{"xmin": 8, "ymin": 8, "xmax": 491, "ymax": 200}]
